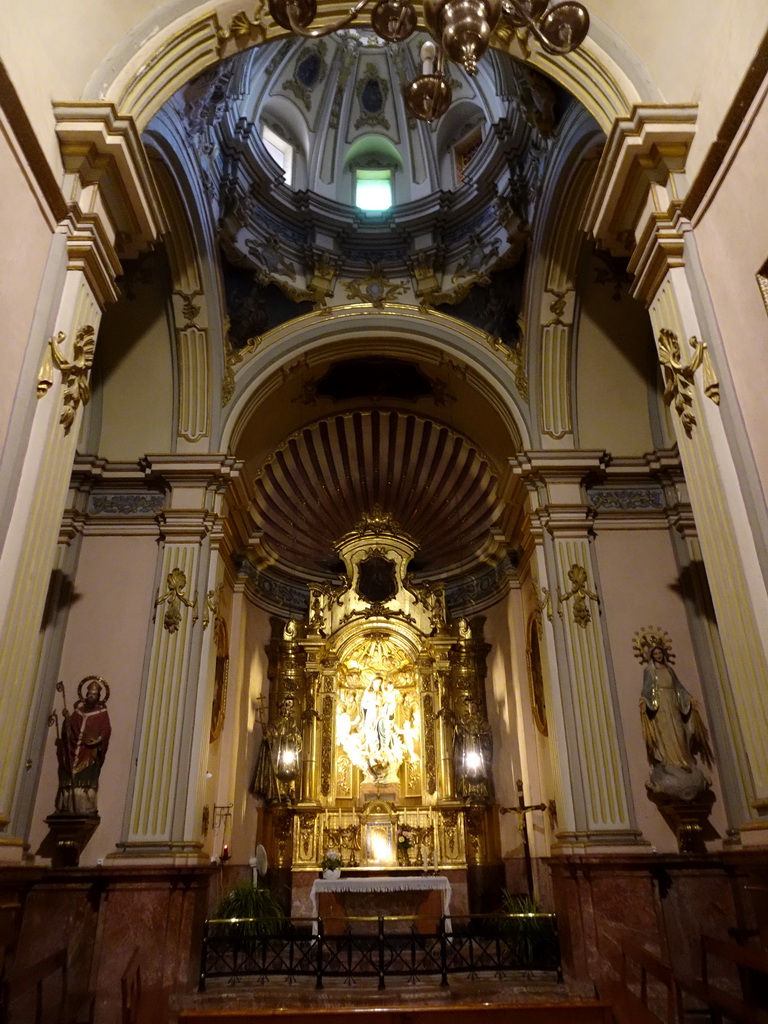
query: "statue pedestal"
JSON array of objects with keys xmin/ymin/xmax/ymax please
[
  {"xmin": 43, "ymin": 813, "xmax": 100, "ymax": 867},
  {"xmin": 647, "ymin": 789, "xmax": 715, "ymax": 854}
]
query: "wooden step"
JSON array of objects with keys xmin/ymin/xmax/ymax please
[{"xmin": 177, "ymin": 999, "xmax": 613, "ymax": 1024}]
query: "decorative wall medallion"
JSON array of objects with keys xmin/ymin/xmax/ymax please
[
  {"xmin": 155, "ymin": 567, "xmax": 197, "ymax": 634},
  {"xmin": 42, "ymin": 326, "xmax": 96, "ymax": 435},
  {"xmin": 284, "ymin": 42, "xmax": 327, "ymax": 109},
  {"xmin": 209, "ymin": 616, "xmax": 229, "ymax": 743},
  {"xmin": 557, "ymin": 563, "xmax": 598, "ymax": 629},
  {"xmin": 526, "ymin": 614, "xmax": 548, "ymax": 736},
  {"xmin": 355, "ymin": 63, "xmax": 390, "ymax": 130},
  {"xmin": 657, "ymin": 328, "xmax": 720, "ymax": 438}
]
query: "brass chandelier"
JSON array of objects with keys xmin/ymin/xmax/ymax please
[{"xmin": 267, "ymin": 0, "xmax": 590, "ymax": 120}]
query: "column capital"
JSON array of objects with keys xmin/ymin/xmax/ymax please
[{"xmin": 512, "ymin": 450, "xmax": 609, "ymax": 514}]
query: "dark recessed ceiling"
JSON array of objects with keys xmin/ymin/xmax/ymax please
[
  {"xmin": 250, "ymin": 409, "xmax": 503, "ymax": 580},
  {"xmin": 314, "ymin": 357, "xmax": 436, "ymax": 402}
]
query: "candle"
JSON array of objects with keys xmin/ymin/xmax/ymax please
[{"xmin": 433, "ymin": 848, "xmax": 438, "ymax": 871}]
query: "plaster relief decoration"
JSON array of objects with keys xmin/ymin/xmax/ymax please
[
  {"xmin": 526, "ymin": 614, "xmax": 547, "ymax": 736},
  {"xmin": 87, "ymin": 493, "xmax": 165, "ymax": 516},
  {"xmin": 355, "ymin": 63, "xmax": 390, "ymax": 130},
  {"xmin": 657, "ymin": 329, "xmax": 720, "ymax": 438},
  {"xmin": 39, "ymin": 326, "xmax": 96, "ymax": 435},
  {"xmin": 284, "ymin": 41, "xmax": 328, "ymax": 109},
  {"xmin": 530, "ymin": 575, "xmax": 552, "ymax": 630},
  {"xmin": 342, "ymin": 265, "xmax": 408, "ymax": 307},
  {"xmin": 216, "ymin": 3, "xmax": 268, "ymax": 52},
  {"xmin": 557, "ymin": 563, "xmax": 598, "ymax": 628},
  {"xmin": 155, "ymin": 567, "xmax": 198, "ymax": 634},
  {"xmin": 209, "ymin": 613, "xmax": 230, "ymax": 743},
  {"xmin": 634, "ymin": 627, "xmax": 715, "ymax": 852},
  {"xmin": 757, "ymin": 258, "xmax": 768, "ymax": 316}
]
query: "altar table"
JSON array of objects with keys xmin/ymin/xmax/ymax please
[{"xmin": 309, "ymin": 875, "xmax": 452, "ymax": 935}]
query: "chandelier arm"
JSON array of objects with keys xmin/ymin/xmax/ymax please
[
  {"xmin": 500, "ymin": 0, "xmax": 587, "ymax": 56},
  {"xmin": 524, "ymin": 15, "xmax": 578, "ymax": 55},
  {"xmin": 284, "ymin": 0, "xmax": 374, "ymax": 37},
  {"xmin": 500, "ymin": 0, "xmax": 537, "ymax": 29}
]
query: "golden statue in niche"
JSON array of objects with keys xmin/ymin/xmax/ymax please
[
  {"xmin": 252, "ymin": 512, "xmax": 503, "ymax": 909},
  {"xmin": 335, "ymin": 633, "xmax": 420, "ymax": 787}
]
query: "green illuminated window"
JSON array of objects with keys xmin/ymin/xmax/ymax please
[{"xmin": 355, "ymin": 169, "xmax": 392, "ymax": 212}]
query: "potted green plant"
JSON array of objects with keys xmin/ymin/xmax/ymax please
[
  {"xmin": 498, "ymin": 891, "xmax": 559, "ymax": 972},
  {"xmin": 210, "ymin": 881, "xmax": 286, "ymax": 946},
  {"xmin": 320, "ymin": 850, "xmax": 342, "ymax": 879}
]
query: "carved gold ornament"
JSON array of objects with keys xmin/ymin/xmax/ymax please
[
  {"xmin": 39, "ymin": 326, "xmax": 96, "ymax": 435},
  {"xmin": 209, "ymin": 616, "xmax": 229, "ymax": 743},
  {"xmin": 155, "ymin": 567, "xmax": 198, "ymax": 634},
  {"xmin": 342, "ymin": 267, "xmax": 407, "ymax": 307},
  {"xmin": 557, "ymin": 563, "xmax": 598, "ymax": 629},
  {"xmin": 530, "ymin": 576, "xmax": 553, "ymax": 633},
  {"xmin": 216, "ymin": 3, "xmax": 267, "ymax": 52},
  {"xmin": 657, "ymin": 329, "xmax": 720, "ymax": 438},
  {"xmin": 757, "ymin": 261, "xmax": 768, "ymax": 316}
]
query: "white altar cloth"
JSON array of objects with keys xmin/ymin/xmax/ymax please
[{"xmin": 310, "ymin": 876, "xmax": 452, "ymax": 933}]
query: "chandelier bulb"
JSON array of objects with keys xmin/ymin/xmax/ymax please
[{"xmin": 420, "ymin": 39, "xmax": 438, "ymax": 74}]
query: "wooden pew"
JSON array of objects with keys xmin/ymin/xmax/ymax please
[
  {"xmin": 601, "ymin": 940, "xmax": 681, "ymax": 1024},
  {"xmin": 1, "ymin": 947, "xmax": 94, "ymax": 1024},
  {"xmin": 121, "ymin": 947, "xmax": 142, "ymax": 1024},
  {"xmin": 676, "ymin": 935, "xmax": 768, "ymax": 1024}
]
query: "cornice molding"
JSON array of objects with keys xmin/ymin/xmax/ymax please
[
  {"xmin": 53, "ymin": 102, "xmax": 168, "ymax": 263},
  {"xmin": 581, "ymin": 104, "xmax": 698, "ymax": 257}
]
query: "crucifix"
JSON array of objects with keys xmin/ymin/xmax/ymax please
[{"xmin": 500, "ymin": 779, "xmax": 546, "ymax": 898}]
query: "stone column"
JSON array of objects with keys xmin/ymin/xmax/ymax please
[
  {"xmin": 116, "ymin": 455, "xmax": 240, "ymax": 860},
  {"xmin": 0, "ymin": 104, "xmax": 165, "ymax": 858},
  {"xmin": 514, "ymin": 452, "xmax": 643, "ymax": 848},
  {"xmin": 583, "ymin": 105, "xmax": 768, "ymax": 841}
]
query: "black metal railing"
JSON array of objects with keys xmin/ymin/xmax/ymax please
[{"xmin": 198, "ymin": 912, "xmax": 561, "ymax": 991}]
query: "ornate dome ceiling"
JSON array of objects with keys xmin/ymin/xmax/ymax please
[
  {"xmin": 249, "ymin": 408, "xmax": 506, "ymax": 581},
  {"xmin": 162, "ymin": 32, "xmax": 565, "ymax": 307},
  {"xmin": 145, "ymin": 36, "xmax": 568, "ymax": 607}
]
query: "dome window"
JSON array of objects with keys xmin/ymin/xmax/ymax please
[
  {"xmin": 454, "ymin": 126, "xmax": 482, "ymax": 184},
  {"xmin": 261, "ymin": 124, "xmax": 294, "ymax": 186},
  {"xmin": 355, "ymin": 168, "xmax": 392, "ymax": 212}
]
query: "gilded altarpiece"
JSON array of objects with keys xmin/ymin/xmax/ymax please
[{"xmin": 251, "ymin": 513, "xmax": 501, "ymax": 908}]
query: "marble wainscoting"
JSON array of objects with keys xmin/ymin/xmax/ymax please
[
  {"xmin": 547, "ymin": 851, "xmax": 768, "ymax": 988},
  {"xmin": 10, "ymin": 864, "xmax": 212, "ymax": 1023}
]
